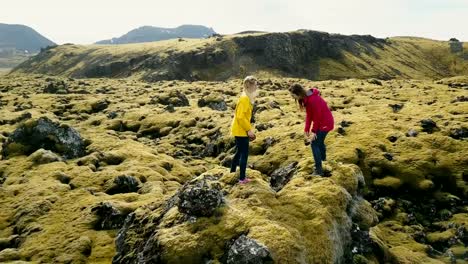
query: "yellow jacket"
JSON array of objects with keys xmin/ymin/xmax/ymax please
[{"xmin": 231, "ymin": 95, "xmax": 253, "ymax": 137}]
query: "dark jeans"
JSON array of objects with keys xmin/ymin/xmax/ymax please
[
  {"xmin": 311, "ymin": 131, "xmax": 328, "ymax": 174},
  {"xmin": 230, "ymin": 136, "xmax": 249, "ymax": 180}
]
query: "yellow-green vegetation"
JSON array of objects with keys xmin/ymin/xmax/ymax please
[
  {"xmin": 0, "ymin": 73, "xmax": 466, "ymax": 263},
  {"xmin": 11, "ymin": 31, "xmax": 468, "ymax": 82},
  {"xmin": 0, "ymin": 68, "xmax": 11, "ymax": 76}
]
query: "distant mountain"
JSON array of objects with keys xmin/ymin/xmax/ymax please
[
  {"xmin": 0, "ymin": 23, "xmax": 55, "ymax": 53},
  {"xmin": 0, "ymin": 23, "xmax": 56, "ymax": 68},
  {"xmin": 95, "ymin": 25, "xmax": 216, "ymax": 44}
]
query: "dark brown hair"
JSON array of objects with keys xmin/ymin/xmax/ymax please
[{"xmin": 288, "ymin": 83, "xmax": 307, "ymax": 110}]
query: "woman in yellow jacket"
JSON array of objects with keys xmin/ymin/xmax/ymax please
[{"xmin": 230, "ymin": 76, "xmax": 257, "ymax": 184}]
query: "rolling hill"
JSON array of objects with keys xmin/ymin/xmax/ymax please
[{"xmin": 13, "ymin": 30, "xmax": 467, "ymax": 81}]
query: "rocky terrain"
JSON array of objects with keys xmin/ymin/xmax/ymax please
[{"xmin": 0, "ymin": 73, "xmax": 466, "ymax": 263}]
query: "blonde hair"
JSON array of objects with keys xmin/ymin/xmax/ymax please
[{"xmin": 242, "ymin": 75, "xmax": 258, "ymax": 103}]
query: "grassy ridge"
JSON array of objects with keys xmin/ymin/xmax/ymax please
[{"xmin": 12, "ymin": 31, "xmax": 468, "ymax": 81}]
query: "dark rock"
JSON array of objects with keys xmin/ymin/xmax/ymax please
[
  {"xmin": 173, "ymin": 149, "xmax": 188, "ymax": 158},
  {"xmin": 340, "ymin": 120, "xmax": 353, "ymax": 127},
  {"xmin": 2, "ymin": 117, "xmax": 86, "ymax": 159},
  {"xmin": 0, "ymin": 170, "xmax": 5, "ymax": 186},
  {"xmin": 420, "ymin": 119, "xmax": 438, "ymax": 133},
  {"xmin": 107, "ymin": 111, "xmax": 119, "ymax": 119},
  {"xmin": 270, "ymin": 162, "xmax": 298, "ymax": 191},
  {"xmin": 445, "ymin": 249, "xmax": 457, "ymax": 264},
  {"xmin": 0, "ymin": 235, "xmax": 20, "ymax": 251},
  {"xmin": 350, "ymin": 224, "xmax": 375, "ymax": 256},
  {"xmin": 383, "ymin": 153, "xmax": 393, "ymax": 161},
  {"xmin": 450, "ymin": 96, "xmax": 468, "ymax": 103},
  {"xmin": 198, "ymin": 97, "xmax": 228, "ymax": 111},
  {"xmin": 112, "ymin": 196, "xmax": 180, "ymax": 264},
  {"xmin": 203, "ymin": 143, "xmax": 218, "ymax": 157},
  {"xmin": 164, "ymin": 104, "xmax": 175, "ymax": 113},
  {"xmin": 7, "ymin": 112, "xmax": 32, "ymax": 125},
  {"xmin": 255, "ymin": 123, "xmax": 273, "ymax": 131},
  {"xmin": 201, "ymin": 130, "xmax": 228, "ymax": 158},
  {"xmin": 91, "ymin": 202, "xmax": 129, "ymax": 230},
  {"xmin": 406, "ymin": 129, "xmax": 418, "ymax": 137},
  {"xmin": 413, "ymin": 231, "xmax": 427, "ymax": 244},
  {"xmin": 178, "ymin": 178, "xmax": 223, "ymax": 217},
  {"xmin": 387, "ymin": 135, "xmax": 398, "ymax": 143},
  {"xmin": 250, "ymin": 104, "xmax": 259, "ymax": 123},
  {"xmin": 227, "ymin": 235, "xmax": 273, "ymax": 264},
  {"xmin": 370, "ymin": 197, "xmax": 395, "ymax": 217},
  {"xmin": 55, "ymin": 172, "xmax": 71, "ymax": 184},
  {"xmin": 44, "ymin": 80, "xmax": 68, "ymax": 94},
  {"xmin": 91, "ymin": 99, "xmax": 110, "ymax": 113},
  {"xmin": 338, "ymin": 127, "xmax": 346, "ymax": 135},
  {"xmin": 368, "ymin": 79, "xmax": 382, "ymax": 86},
  {"xmin": 388, "ymin": 103, "xmax": 404, "ymax": 113},
  {"xmin": 262, "ymin": 137, "xmax": 277, "ymax": 150},
  {"xmin": 449, "ymin": 127, "xmax": 468, "ymax": 140},
  {"xmin": 425, "ymin": 245, "xmax": 441, "ymax": 258},
  {"xmin": 106, "ymin": 175, "xmax": 140, "ymax": 195},
  {"xmin": 456, "ymin": 225, "xmax": 467, "ymax": 245},
  {"xmin": 221, "ymin": 156, "xmax": 233, "ymax": 168},
  {"xmin": 268, "ymin": 100, "xmax": 281, "ymax": 109},
  {"xmin": 13, "ymin": 102, "xmax": 33, "ymax": 112}
]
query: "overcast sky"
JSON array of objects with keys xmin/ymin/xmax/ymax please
[{"xmin": 2, "ymin": 0, "xmax": 467, "ymax": 44}]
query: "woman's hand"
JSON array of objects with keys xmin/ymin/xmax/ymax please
[
  {"xmin": 305, "ymin": 131, "xmax": 317, "ymax": 142},
  {"xmin": 310, "ymin": 132, "xmax": 317, "ymax": 141},
  {"xmin": 248, "ymin": 130, "xmax": 256, "ymax": 141}
]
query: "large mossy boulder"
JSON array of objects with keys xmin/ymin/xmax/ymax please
[
  {"xmin": 91, "ymin": 202, "xmax": 131, "ymax": 230},
  {"xmin": 197, "ymin": 96, "xmax": 228, "ymax": 111},
  {"xmin": 43, "ymin": 80, "xmax": 68, "ymax": 94},
  {"xmin": 269, "ymin": 162, "xmax": 298, "ymax": 191},
  {"xmin": 105, "ymin": 175, "xmax": 141, "ymax": 195},
  {"xmin": 150, "ymin": 90, "xmax": 189, "ymax": 107},
  {"xmin": 112, "ymin": 166, "xmax": 370, "ymax": 263},
  {"xmin": 2, "ymin": 117, "xmax": 86, "ymax": 159}
]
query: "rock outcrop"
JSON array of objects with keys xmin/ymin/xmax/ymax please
[{"xmin": 2, "ymin": 117, "xmax": 86, "ymax": 159}]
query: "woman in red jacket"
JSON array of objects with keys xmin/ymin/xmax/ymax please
[{"xmin": 289, "ymin": 83, "xmax": 334, "ymax": 176}]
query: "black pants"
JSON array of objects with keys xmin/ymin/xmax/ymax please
[
  {"xmin": 311, "ymin": 130, "xmax": 328, "ymax": 174},
  {"xmin": 230, "ymin": 136, "xmax": 249, "ymax": 180}
]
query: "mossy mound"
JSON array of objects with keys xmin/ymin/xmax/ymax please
[{"xmin": 113, "ymin": 166, "xmax": 366, "ymax": 263}]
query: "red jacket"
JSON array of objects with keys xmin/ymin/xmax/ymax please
[{"xmin": 304, "ymin": 88, "xmax": 334, "ymax": 133}]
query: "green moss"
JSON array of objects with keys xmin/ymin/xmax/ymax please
[
  {"xmin": 352, "ymin": 199, "xmax": 379, "ymax": 229},
  {"xmin": 370, "ymin": 223, "xmax": 444, "ymax": 264},
  {"xmin": 373, "ymin": 176, "xmax": 402, "ymax": 190},
  {"xmin": 0, "ymin": 74, "xmax": 467, "ymax": 263},
  {"xmin": 426, "ymin": 230, "xmax": 455, "ymax": 244},
  {"xmin": 4, "ymin": 142, "xmax": 28, "ymax": 157}
]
